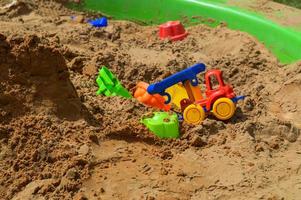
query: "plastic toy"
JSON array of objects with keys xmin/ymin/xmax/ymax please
[
  {"xmin": 142, "ymin": 112, "xmax": 179, "ymax": 138},
  {"xmin": 78, "ymin": 0, "xmax": 301, "ymax": 64},
  {"xmin": 165, "ymin": 83, "xmax": 189, "ymax": 109},
  {"xmin": 89, "ymin": 17, "xmax": 108, "ymax": 27},
  {"xmin": 147, "ymin": 63, "xmax": 205, "ymax": 104},
  {"xmin": 134, "ymin": 82, "xmax": 170, "ymax": 111},
  {"xmin": 147, "ymin": 63, "xmax": 244, "ymax": 124},
  {"xmin": 159, "ymin": 21, "xmax": 188, "ymax": 41},
  {"xmin": 96, "ymin": 66, "xmax": 132, "ymax": 98}
]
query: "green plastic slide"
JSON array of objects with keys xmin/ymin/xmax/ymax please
[{"xmin": 72, "ymin": 0, "xmax": 301, "ymax": 64}]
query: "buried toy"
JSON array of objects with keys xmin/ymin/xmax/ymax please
[
  {"xmin": 97, "ymin": 64, "xmax": 244, "ymax": 138},
  {"xmin": 135, "ymin": 63, "xmax": 245, "ymax": 125}
]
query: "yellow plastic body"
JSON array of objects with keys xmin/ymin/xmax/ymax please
[
  {"xmin": 183, "ymin": 104, "xmax": 205, "ymax": 124},
  {"xmin": 166, "ymin": 84, "xmax": 189, "ymax": 109},
  {"xmin": 166, "ymin": 82, "xmax": 203, "ymax": 109},
  {"xmin": 183, "ymin": 80, "xmax": 203, "ymax": 102},
  {"xmin": 212, "ymin": 98, "xmax": 236, "ymax": 120}
]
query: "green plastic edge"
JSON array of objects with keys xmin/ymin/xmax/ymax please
[
  {"xmin": 72, "ymin": 0, "xmax": 301, "ymax": 64},
  {"xmin": 142, "ymin": 112, "xmax": 179, "ymax": 139}
]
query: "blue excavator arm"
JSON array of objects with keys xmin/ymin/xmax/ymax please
[{"xmin": 147, "ymin": 63, "xmax": 206, "ymax": 104}]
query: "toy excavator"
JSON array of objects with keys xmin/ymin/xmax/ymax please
[{"xmin": 134, "ymin": 63, "xmax": 244, "ymax": 124}]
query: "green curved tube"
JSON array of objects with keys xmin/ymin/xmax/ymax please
[{"xmin": 74, "ymin": 0, "xmax": 301, "ymax": 64}]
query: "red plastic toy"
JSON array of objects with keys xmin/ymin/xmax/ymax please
[
  {"xmin": 178, "ymin": 69, "xmax": 244, "ymax": 124},
  {"xmin": 196, "ymin": 69, "xmax": 236, "ymax": 112},
  {"xmin": 159, "ymin": 21, "xmax": 188, "ymax": 41},
  {"xmin": 146, "ymin": 63, "xmax": 244, "ymax": 124}
]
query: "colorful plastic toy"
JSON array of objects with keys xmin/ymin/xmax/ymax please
[
  {"xmin": 165, "ymin": 83, "xmax": 189, "ymax": 109},
  {"xmin": 147, "ymin": 63, "xmax": 205, "ymax": 104},
  {"xmin": 159, "ymin": 21, "xmax": 188, "ymax": 41},
  {"xmin": 134, "ymin": 82, "xmax": 170, "ymax": 111},
  {"xmin": 142, "ymin": 112, "xmax": 179, "ymax": 138},
  {"xmin": 96, "ymin": 66, "xmax": 132, "ymax": 98},
  {"xmin": 89, "ymin": 17, "xmax": 108, "ymax": 27},
  {"xmin": 147, "ymin": 63, "xmax": 244, "ymax": 124}
]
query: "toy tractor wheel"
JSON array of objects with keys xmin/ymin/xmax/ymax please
[
  {"xmin": 212, "ymin": 98, "xmax": 236, "ymax": 120},
  {"xmin": 183, "ymin": 104, "xmax": 205, "ymax": 124}
]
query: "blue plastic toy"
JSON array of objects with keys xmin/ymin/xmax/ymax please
[
  {"xmin": 147, "ymin": 63, "xmax": 206, "ymax": 104},
  {"xmin": 89, "ymin": 17, "xmax": 108, "ymax": 27}
]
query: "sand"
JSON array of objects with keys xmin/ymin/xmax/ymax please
[{"xmin": 0, "ymin": 0, "xmax": 301, "ymax": 199}]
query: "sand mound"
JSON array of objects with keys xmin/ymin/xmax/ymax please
[
  {"xmin": 0, "ymin": 33, "xmax": 85, "ymax": 121},
  {"xmin": 0, "ymin": 34, "xmax": 98, "ymax": 199},
  {"xmin": 0, "ymin": 0, "xmax": 300, "ymax": 199}
]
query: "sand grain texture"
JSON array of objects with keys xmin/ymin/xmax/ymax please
[{"xmin": 0, "ymin": 1, "xmax": 301, "ymax": 199}]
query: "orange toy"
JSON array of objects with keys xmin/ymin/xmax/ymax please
[{"xmin": 134, "ymin": 82, "xmax": 171, "ymax": 111}]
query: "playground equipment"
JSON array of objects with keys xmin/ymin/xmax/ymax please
[
  {"xmin": 145, "ymin": 63, "xmax": 244, "ymax": 124},
  {"xmin": 70, "ymin": 0, "xmax": 301, "ymax": 64}
]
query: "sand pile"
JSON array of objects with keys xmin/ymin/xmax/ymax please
[
  {"xmin": 0, "ymin": 0, "xmax": 300, "ymax": 199},
  {"xmin": 0, "ymin": 34, "xmax": 85, "ymax": 120},
  {"xmin": 0, "ymin": 34, "xmax": 99, "ymax": 199}
]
